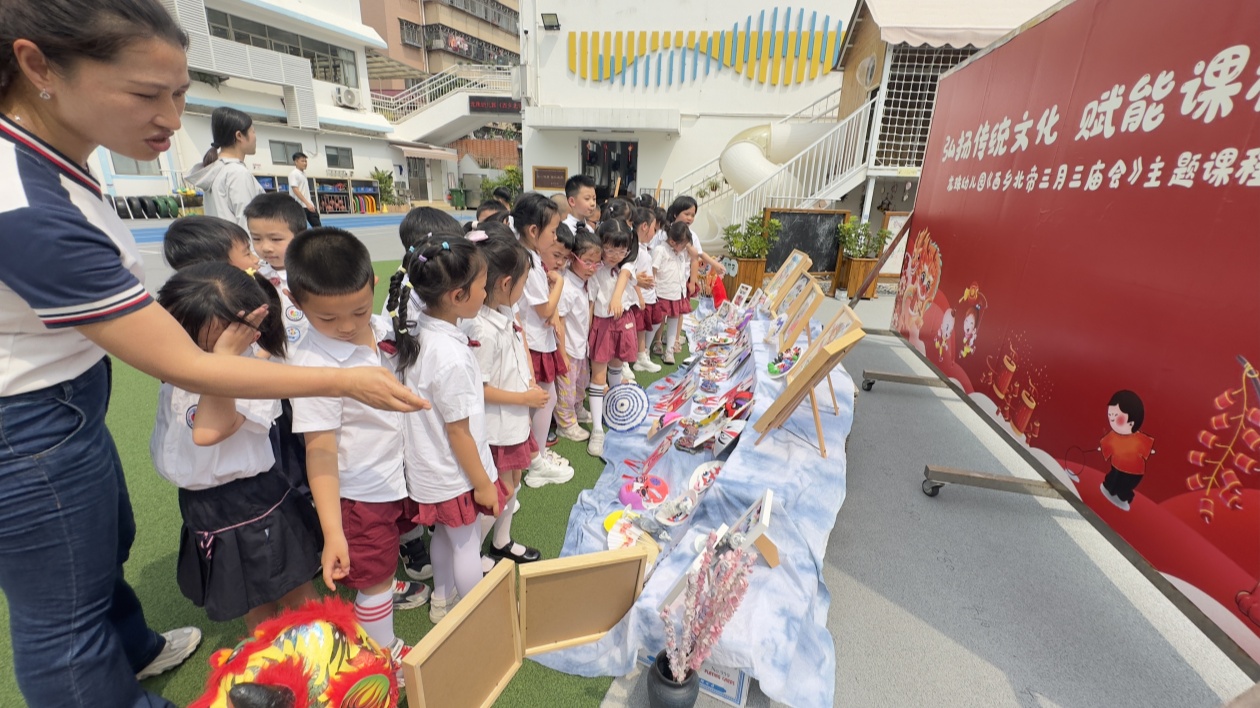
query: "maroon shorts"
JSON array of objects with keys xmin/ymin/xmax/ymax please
[
  {"xmin": 589, "ymin": 313, "xmax": 639, "ymax": 364},
  {"xmin": 529, "ymin": 348, "xmax": 568, "ymax": 384},
  {"xmin": 339, "ymin": 497, "xmax": 419, "ymax": 588},
  {"xmin": 490, "ymin": 433, "xmax": 539, "ymax": 473},
  {"xmin": 654, "ymin": 297, "xmax": 686, "ymax": 318},
  {"xmin": 643, "ymin": 300, "xmax": 666, "ymax": 327},
  {"xmin": 413, "ymin": 477, "xmax": 512, "ymax": 528}
]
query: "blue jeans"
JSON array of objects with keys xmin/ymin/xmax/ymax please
[{"xmin": 0, "ymin": 359, "xmax": 174, "ymax": 707}]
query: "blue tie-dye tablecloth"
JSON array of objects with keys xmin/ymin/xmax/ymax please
[{"xmin": 531, "ymin": 319, "xmax": 854, "ymax": 708}]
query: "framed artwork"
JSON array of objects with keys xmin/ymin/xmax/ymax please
[
  {"xmin": 879, "ymin": 211, "xmax": 913, "ymax": 276},
  {"xmin": 746, "ymin": 288, "xmax": 767, "ymax": 314},
  {"xmin": 731, "ymin": 283, "xmax": 753, "ymax": 309},
  {"xmin": 724, "ymin": 489, "xmax": 774, "ymax": 552},
  {"xmin": 763, "ymin": 250, "xmax": 812, "ymax": 312},
  {"xmin": 777, "ymin": 282, "xmax": 824, "ymax": 354},
  {"xmin": 789, "ymin": 306, "xmax": 863, "ymax": 384}
]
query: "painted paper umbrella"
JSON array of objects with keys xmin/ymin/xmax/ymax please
[{"xmin": 605, "ymin": 383, "xmax": 651, "ymax": 432}]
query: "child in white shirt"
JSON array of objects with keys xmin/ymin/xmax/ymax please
[
  {"xmin": 630, "ymin": 207, "xmax": 662, "ymax": 373},
  {"xmin": 389, "ymin": 237, "xmax": 509, "ymax": 624},
  {"xmin": 152, "ymin": 262, "xmax": 319, "ymax": 630},
  {"xmin": 286, "ymin": 229, "xmax": 431, "ymax": 664},
  {"xmin": 555, "ymin": 229, "xmax": 602, "ymax": 442},
  {"xmin": 585, "ymin": 220, "xmax": 639, "ymax": 458},
  {"xmin": 652, "ymin": 221, "xmax": 693, "ymax": 365}
]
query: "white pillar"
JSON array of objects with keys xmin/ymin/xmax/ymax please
[{"xmin": 860, "ymin": 176, "xmax": 877, "ymax": 224}]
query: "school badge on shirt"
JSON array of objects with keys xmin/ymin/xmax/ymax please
[{"xmin": 185, "ymin": 405, "xmax": 197, "ymax": 428}]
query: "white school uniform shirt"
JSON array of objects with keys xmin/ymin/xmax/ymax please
[
  {"xmin": 288, "ymin": 167, "xmax": 312, "ymax": 209},
  {"xmin": 256, "ymin": 263, "xmax": 308, "ymax": 348},
  {"xmin": 150, "ymin": 379, "xmax": 280, "ymax": 490},
  {"xmin": 520, "ymin": 250, "xmax": 558, "ymax": 352},
  {"xmin": 634, "ymin": 239, "xmax": 657, "ymax": 305},
  {"xmin": 462, "ymin": 304, "xmax": 532, "ymax": 447},
  {"xmin": 288, "ymin": 315, "xmax": 408, "ymax": 503},
  {"xmin": 558, "ymin": 270, "xmax": 591, "ymax": 360},
  {"xmin": 652, "ymin": 244, "xmax": 690, "ymax": 300},
  {"xmin": 589, "ymin": 261, "xmax": 636, "ymax": 319},
  {"xmin": 403, "ymin": 312, "xmax": 499, "ymax": 503}
]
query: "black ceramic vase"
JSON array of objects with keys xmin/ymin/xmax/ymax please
[{"xmin": 646, "ymin": 650, "xmax": 700, "ymax": 708}]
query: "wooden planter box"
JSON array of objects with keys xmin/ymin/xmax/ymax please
[
  {"xmin": 846, "ymin": 257, "xmax": 879, "ymax": 300},
  {"xmin": 723, "ymin": 257, "xmax": 767, "ymax": 297}
]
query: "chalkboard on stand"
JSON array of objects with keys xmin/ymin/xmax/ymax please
[{"xmin": 763, "ymin": 208, "xmax": 850, "ymax": 295}]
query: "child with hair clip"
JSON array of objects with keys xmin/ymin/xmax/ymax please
[
  {"xmin": 653, "ymin": 221, "xmax": 693, "ymax": 366},
  {"xmin": 151, "ymin": 262, "xmax": 321, "ymax": 631},
  {"xmin": 554, "ymin": 229, "xmax": 602, "ymax": 442},
  {"xmin": 630, "ymin": 207, "xmax": 662, "ymax": 373},
  {"xmin": 389, "ymin": 237, "xmax": 511, "ymax": 623},
  {"xmin": 163, "ymin": 215, "xmax": 259, "ymax": 271},
  {"xmin": 585, "ymin": 220, "xmax": 639, "ymax": 458},
  {"xmin": 462, "ymin": 235, "xmax": 545, "ymax": 562},
  {"xmin": 511, "ymin": 192, "xmax": 575, "ymax": 486},
  {"xmin": 400, "ymin": 206, "xmax": 463, "ymax": 250}
]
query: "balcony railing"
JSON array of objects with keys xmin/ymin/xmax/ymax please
[
  {"xmin": 424, "ymin": 24, "xmax": 519, "ymax": 65},
  {"xmin": 370, "ymin": 64, "xmax": 515, "ymax": 123},
  {"xmin": 435, "ymin": 0, "xmax": 519, "ymax": 34}
]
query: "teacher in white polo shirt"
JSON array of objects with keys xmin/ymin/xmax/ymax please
[{"xmin": 0, "ymin": 2, "xmax": 426, "ymax": 705}]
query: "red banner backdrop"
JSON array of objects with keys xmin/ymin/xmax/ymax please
[{"xmin": 895, "ymin": 0, "xmax": 1260, "ymax": 660}]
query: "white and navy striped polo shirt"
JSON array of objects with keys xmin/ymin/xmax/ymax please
[{"xmin": 0, "ymin": 115, "xmax": 151, "ymax": 396}]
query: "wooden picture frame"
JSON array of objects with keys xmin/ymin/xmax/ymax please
[
  {"xmin": 403, "ymin": 560, "xmax": 521, "ymax": 708},
  {"xmin": 777, "ymin": 282, "xmax": 824, "ymax": 354},
  {"xmin": 404, "ymin": 548, "xmax": 650, "ymax": 708},
  {"xmin": 789, "ymin": 306, "xmax": 863, "ymax": 385},
  {"xmin": 731, "ymin": 283, "xmax": 753, "ymax": 309},
  {"xmin": 518, "ymin": 547, "xmax": 649, "ymax": 657},
  {"xmin": 879, "ymin": 211, "xmax": 913, "ymax": 276},
  {"xmin": 763, "ymin": 250, "xmax": 812, "ymax": 312},
  {"xmin": 753, "ymin": 328, "xmax": 866, "ymax": 457},
  {"xmin": 746, "ymin": 288, "xmax": 767, "ymax": 314}
]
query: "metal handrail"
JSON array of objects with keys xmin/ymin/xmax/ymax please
[
  {"xmin": 729, "ymin": 98, "xmax": 874, "ymax": 225},
  {"xmin": 370, "ymin": 64, "xmax": 515, "ymax": 123}
]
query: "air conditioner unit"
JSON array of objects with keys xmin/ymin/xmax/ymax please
[
  {"xmin": 334, "ymin": 86, "xmax": 360, "ymax": 108},
  {"xmin": 856, "ymin": 55, "xmax": 879, "ymax": 90}
]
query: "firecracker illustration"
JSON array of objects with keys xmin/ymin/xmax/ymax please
[{"xmin": 1185, "ymin": 356, "xmax": 1260, "ymax": 525}]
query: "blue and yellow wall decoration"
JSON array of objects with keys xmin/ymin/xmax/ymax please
[{"xmin": 566, "ymin": 7, "xmax": 843, "ymax": 87}]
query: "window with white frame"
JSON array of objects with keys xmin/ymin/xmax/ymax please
[
  {"xmin": 270, "ymin": 140, "xmax": 305, "ymax": 165},
  {"xmin": 325, "ymin": 146, "xmax": 354, "ymax": 169},
  {"xmin": 205, "ymin": 9, "xmax": 361, "ymax": 88},
  {"xmin": 111, "ymin": 153, "xmax": 162, "ymax": 176}
]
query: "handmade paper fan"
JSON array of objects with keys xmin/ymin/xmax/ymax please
[{"xmin": 605, "ymin": 384, "xmax": 650, "ymax": 432}]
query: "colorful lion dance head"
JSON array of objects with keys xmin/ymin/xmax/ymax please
[
  {"xmin": 190, "ymin": 598, "xmax": 398, "ymax": 708},
  {"xmin": 895, "ymin": 229, "xmax": 942, "ymax": 334}
]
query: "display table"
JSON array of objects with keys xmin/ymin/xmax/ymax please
[{"xmin": 532, "ymin": 319, "xmax": 856, "ymax": 707}]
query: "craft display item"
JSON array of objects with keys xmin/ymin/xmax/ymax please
[
  {"xmin": 619, "ymin": 473, "xmax": 670, "ymax": 510},
  {"xmin": 608, "ymin": 513, "xmax": 646, "ymax": 549},
  {"xmin": 723, "ymin": 490, "xmax": 773, "ymax": 552},
  {"xmin": 713, "ymin": 420, "xmax": 746, "ymax": 458},
  {"xmin": 689, "ymin": 461, "xmax": 723, "ymax": 495},
  {"xmin": 605, "ymin": 384, "xmax": 651, "ymax": 432},
  {"xmin": 747, "ymin": 288, "xmax": 767, "ymax": 314},
  {"xmin": 765, "ymin": 250, "xmax": 813, "ymax": 314},
  {"xmin": 731, "ymin": 284, "xmax": 753, "ymax": 308},
  {"xmin": 655, "ymin": 491, "xmax": 700, "ymax": 526},
  {"xmin": 769, "ymin": 347, "xmax": 803, "ymax": 378},
  {"xmin": 789, "ymin": 306, "xmax": 862, "ymax": 384},
  {"xmin": 776, "ymin": 283, "xmax": 824, "ymax": 355},
  {"xmin": 763, "ymin": 311, "xmax": 790, "ymax": 343}
]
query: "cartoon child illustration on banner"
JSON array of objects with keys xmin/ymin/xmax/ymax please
[
  {"xmin": 957, "ymin": 283, "xmax": 987, "ymax": 358},
  {"xmin": 1098, "ymin": 390, "xmax": 1154, "ymax": 512}
]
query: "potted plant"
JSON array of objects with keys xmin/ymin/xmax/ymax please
[
  {"xmin": 839, "ymin": 220, "xmax": 890, "ymax": 300},
  {"xmin": 648, "ymin": 533, "xmax": 756, "ymax": 708},
  {"xmin": 720, "ymin": 215, "xmax": 781, "ymax": 295},
  {"xmin": 370, "ymin": 167, "xmax": 397, "ymax": 213}
]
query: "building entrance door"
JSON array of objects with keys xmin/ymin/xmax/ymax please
[{"xmin": 407, "ymin": 157, "xmax": 428, "ymax": 201}]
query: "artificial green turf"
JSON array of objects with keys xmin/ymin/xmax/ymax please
[{"xmin": 0, "ymin": 260, "xmax": 679, "ymax": 706}]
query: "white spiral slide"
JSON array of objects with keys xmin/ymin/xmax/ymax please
[{"xmin": 694, "ymin": 122, "xmax": 835, "ymax": 250}]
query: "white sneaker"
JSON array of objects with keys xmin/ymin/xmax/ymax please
[
  {"xmin": 662, "ymin": 351, "xmax": 676, "ymax": 365},
  {"xmin": 429, "ymin": 593, "xmax": 460, "ymax": 624},
  {"xmin": 621, "ymin": 364, "xmax": 637, "ymax": 383},
  {"xmin": 634, "ymin": 352, "xmax": 662, "ymax": 372},
  {"xmin": 587, "ymin": 429, "xmax": 606, "ymax": 458},
  {"xmin": 557, "ymin": 424, "xmax": 591, "ymax": 442},
  {"xmin": 525, "ymin": 455, "xmax": 574, "ymax": 487},
  {"xmin": 388, "ymin": 637, "xmax": 411, "ymax": 687},
  {"xmin": 576, "ymin": 407, "xmax": 592, "ymax": 424},
  {"xmin": 136, "ymin": 627, "xmax": 202, "ymax": 680},
  {"xmin": 544, "ymin": 449, "xmax": 573, "ymax": 469}
]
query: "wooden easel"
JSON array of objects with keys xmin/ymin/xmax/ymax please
[{"xmin": 753, "ymin": 328, "xmax": 866, "ymax": 458}]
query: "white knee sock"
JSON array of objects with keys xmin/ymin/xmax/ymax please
[
  {"xmin": 648, "ymin": 321, "xmax": 664, "ymax": 347},
  {"xmin": 444, "ymin": 522, "xmax": 484, "ymax": 598},
  {"xmin": 665, "ymin": 317, "xmax": 680, "ymax": 351},
  {"xmin": 492, "ymin": 490, "xmax": 518, "ymax": 550},
  {"xmin": 530, "ymin": 381, "xmax": 556, "ymax": 453},
  {"xmin": 588, "ymin": 385, "xmax": 606, "ymax": 433},
  {"xmin": 608, "ymin": 366, "xmax": 623, "ymax": 388},
  {"xmin": 354, "ymin": 588, "xmax": 395, "ymax": 648}
]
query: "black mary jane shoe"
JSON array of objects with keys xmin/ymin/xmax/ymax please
[{"xmin": 489, "ymin": 541, "xmax": 542, "ymax": 563}]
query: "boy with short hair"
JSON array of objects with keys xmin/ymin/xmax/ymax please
[
  {"xmin": 564, "ymin": 174, "xmax": 597, "ymax": 234},
  {"xmin": 163, "ymin": 215, "xmax": 257, "ymax": 271},
  {"xmin": 285, "ymin": 228, "xmax": 431, "ymax": 667}
]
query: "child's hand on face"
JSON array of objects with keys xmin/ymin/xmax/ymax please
[
  {"xmin": 321, "ymin": 532, "xmax": 350, "ymax": 591},
  {"xmin": 213, "ymin": 306, "xmax": 267, "ymax": 355},
  {"xmin": 474, "ymin": 483, "xmax": 501, "ymax": 516},
  {"xmin": 522, "ymin": 385, "xmax": 550, "ymax": 408}
]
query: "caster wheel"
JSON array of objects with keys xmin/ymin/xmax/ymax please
[
  {"xmin": 922, "ymin": 479, "xmax": 942, "ymax": 497},
  {"xmin": 861, "ymin": 379, "xmax": 875, "ymax": 392}
]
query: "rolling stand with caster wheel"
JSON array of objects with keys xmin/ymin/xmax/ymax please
[
  {"xmin": 860, "ymin": 370, "xmax": 949, "ymax": 392},
  {"xmin": 920, "ymin": 465, "xmax": 1057, "ymax": 499}
]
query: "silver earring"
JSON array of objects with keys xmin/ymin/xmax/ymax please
[{"xmin": 39, "ymin": 88, "xmax": 50, "ymax": 100}]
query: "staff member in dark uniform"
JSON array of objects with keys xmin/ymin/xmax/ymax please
[{"xmin": 0, "ymin": 2, "xmax": 426, "ymax": 705}]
